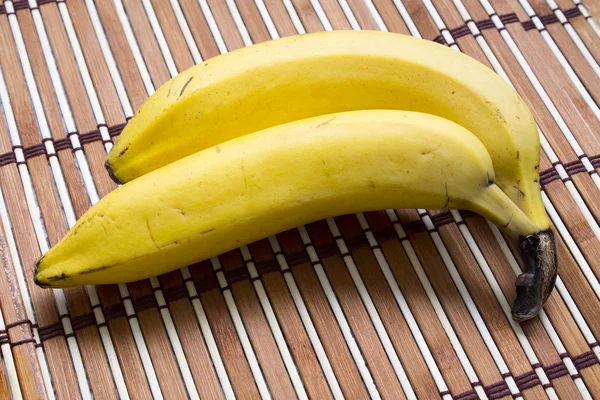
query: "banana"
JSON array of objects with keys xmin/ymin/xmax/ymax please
[
  {"xmin": 37, "ymin": 111, "xmax": 555, "ymax": 320},
  {"xmin": 106, "ymin": 30, "xmax": 549, "ymax": 231}
]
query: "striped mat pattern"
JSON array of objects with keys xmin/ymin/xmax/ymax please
[{"xmin": 0, "ymin": 0, "xmax": 599, "ymax": 399}]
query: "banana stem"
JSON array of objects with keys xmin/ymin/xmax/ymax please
[
  {"xmin": 470, "ymin": 184, "xmax": 541, "ymax": 238},
  {"xmin": 469, "ymin": 184, "xmax": 557, "ymax": 322}
]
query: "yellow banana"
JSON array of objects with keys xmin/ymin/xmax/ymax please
[
  {"xmin": 106, "ymin": 30, "xmax": 549, "ymax": 230},
  {"xmin": 37, "ymin": 111, "xmax": 555, "ymax": 320}
]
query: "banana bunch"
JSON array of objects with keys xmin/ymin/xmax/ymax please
[{"xmin": 35, "ymin": 31, "xmax": 556, "ymax": 322}]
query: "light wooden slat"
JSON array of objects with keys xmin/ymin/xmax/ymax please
[
  {"xmin": 272, "ymin": 230, "xmax": 369, "ymax": 398},
  {"xmin": 0, "ymin": 338, "xmax": 13, "ymax": 400},
  {"xmin": 335, "ymin": 214, "xmax": 469, "ymax": 396},
  {"xmin": 23, "ymin": 2, "xmax": 164, "ymax": 397},
  {"xmin": 127, "ymin": 281, "xmax": 188, "ymax": 399},
  {"xmin": 189, "ymin": 261, "xmax": 262, "ymax": 399},
  {"xmin": 64, "ymin": 0, "xmax": 130, "ymax": 124},
  {"xmin": 563, "ymin": 0, "xmax": 600, "ymax": 60},
  {"xmin": 0, "ymin": 7, "xmax": 96, "ymax": 398},
  {"xmin": 218, "ymin": 250, "xmax": 298, "ymax": 399},
  {"xmin": 468, "ymin": 216, "xmax": 600, "ymax": 398},
  {"xmin": 248, "ymin": 239, "xmax": 335, "ymax": 400},
  {"xmin": 0, "ymin": 232, "xmax": 26, "ymax": 400},
  {"xmin": 95, "ymin": 0, "xmax": 151, "ymax": 109},
  {"xmin": 12, "ymin": 6, "xmax": 134, "ymax": 399},
  {"xmin": 520, "ymin": 0, "xmax": 600, "ymax": 102},
  {"xmin": 157, "ymin": 272, "xmax": 225, "ymax": 399},
  {"xmin": 365, "ymin": 211, "xmax": 496, "ymax": 398}
]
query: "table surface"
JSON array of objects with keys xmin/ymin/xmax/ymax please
[{"xmin": 0, "ymin": 0, "xmax": 600, "ymax": 399}]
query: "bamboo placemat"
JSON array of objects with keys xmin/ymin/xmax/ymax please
[{"xmin": 0, "ymin": 0, "xmax": 599, "ymax": 399}]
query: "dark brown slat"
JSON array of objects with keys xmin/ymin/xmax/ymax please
[
  {"xmin": 395, "ymin": 209, "xmax": 547, "ymax": 399},
  {"xmin": 178, "ymin": 0, "xmax": 221, "ymax": 59},
  {"xmin": 65, "ymin": 0, "xmax": 126, "ymax": 126},
  {"xmin": 262, "ymin": 0, "xmax": 298, "ymax": 37},
  {"xmin": 189, "ymin": 261, "xmax": 261, "ymax": 399},
  {"xmin": 335, "ymin": 214, "xmax": 473, "ymax": 396},
  {"xmin": 127, "ymin": 280, "xmax": 188, "ymax": 399},
  {"xmin": 95, "ymin": 284, "xmax": 152, "ymax": 400},
  {"xmin": 38, "ymin": 4, "xmax": 115, "ymax": 198},
  {"xmin": 122, "ymin": 0, "xmax": 171, "ymax": 87},
  {"xmin": 234, "ymin": 0, "xmax": 271, "ymax": 43},
  {"xmin": 465, "ymin": 216, "xmax": 600, "ymax": 399},
  {"xmin": 445, "ymin": 211, "xmax": 579, "ymax": 398},
  {"xmin": 0, "ymin": 11, "xmax": 101, "ymax": 398},
  {"xmin": 561, "ymin": 4, "xmax": 600, "ymax": 67},
  {"xmin": 247, "ymin": 239, "xmax": 333, "ymax": 400},
  {"xmin": 93, "ymin": 0, "xmax": 148, "ymax": 112},
  {"xmin": 218, "ymin": 250, "xmax": 297, "ymax": 399},
  {"xmin": 18, "ymin": 4, "xmax": 156, "ymax": 396},
  {"xmin": 158, "ymin": 271, "xmax": 225, "ymax": 400},
  {"xmin": 289, "ymin": 0, "xmax": 325, "ymax": 33},
  {"xmin": 519, "ymin": 1, "xmax": 600, "ymax": 107},
  {"xmin": 149, "ymin": 0, "xmax": 195, "ymax": 71},
  {"xmin": 345, "ymin": 0, "xmax": 380, "ymax": 29},
  {"xmin": 205, "ymin": 0, "xmax": 246, "ymax": 50},
  {"xmin": 370, "ymin": 0, "xmax": 410, "ymax": 34},
  {"xmin": 306, "ymin": 220, "xmax": 408, "ymax": 399},
  {"xmin": 276, "ymin": 229, "xmax": 369, "ymax": 398}
]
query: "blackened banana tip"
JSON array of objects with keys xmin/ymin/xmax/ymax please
[
  {"xmin": 33, "ymin": 257, "xmax": 48, "ymax": 288},
  {"xmin": 104, "ymin": 161, "xmax": 122, "ymax": 185},
  {"xmin": 511, "ymin": 229, "xmax": 557, "ymax": 322}
]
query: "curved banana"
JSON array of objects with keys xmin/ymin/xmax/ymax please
[
  {"xmin": 106, "ymin": 30, "xmax": 549, "ymax": 230},
  {"xmin": 38, "ymin": 111, "xmax": 555, "ymax": 320}
]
